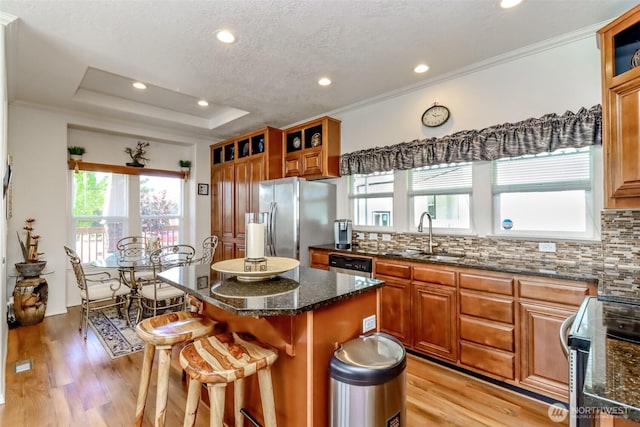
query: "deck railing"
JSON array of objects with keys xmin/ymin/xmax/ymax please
[{"xmin": 75, "ymin": 226, "xmax": 180, "ymax": 262}]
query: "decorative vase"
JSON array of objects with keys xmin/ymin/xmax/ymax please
[
  {"xmin": 126, "ymin": 161, "xmax": 145, "ymax": 168},
  {"xmin": 69, "ymin": 154, "xmax": 83, "ymax": 161},
  {"xmin": 15, "ymin": 261, "xmax": 47, "ymax": 278}
]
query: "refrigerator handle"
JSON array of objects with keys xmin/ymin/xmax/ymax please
[{"xmin": 268, "ymin": 202, "xmax": 277, "ymax": 256}]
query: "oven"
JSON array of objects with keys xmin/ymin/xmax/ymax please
[{"xmin": 328, "ymin": 254, "xmax": 373, "ymax": 278}]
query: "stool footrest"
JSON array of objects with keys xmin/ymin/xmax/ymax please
[{"xmin": 240, "ymin": 408, "xmax": 262, "ymax": 427}]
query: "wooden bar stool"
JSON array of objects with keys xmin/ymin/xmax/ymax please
[
  {"xmin": 134, "ymin": 311, "xmax": 219, "ymax": 427},
  {"xmin": 179, "ymin": 332, "xmax": 279, "ymax": 427}
]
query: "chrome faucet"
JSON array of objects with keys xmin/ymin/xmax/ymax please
[{"xmin": 418, "ymin": 211, "xmax": 436, "ymax": 254}]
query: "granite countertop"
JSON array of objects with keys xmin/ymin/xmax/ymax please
[
  {"xmin": 157, "ymin": 262, "xmax": 384, "ymax": 316},
  {"xmin": 310, "ymin": 244, "xmax": 601, "ymax": 284},
  {"xmin": 580, "ymin": 297, "xmax": 640, "ymax": 422}
]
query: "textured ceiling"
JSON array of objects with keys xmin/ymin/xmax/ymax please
[{"xmin": 0, "ymin": 0, "xmax": 637, "ymax": 142}]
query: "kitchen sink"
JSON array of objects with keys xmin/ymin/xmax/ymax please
[{"xmin": 383, "ymin": 250, "xmax": 464, "ymax": 262}]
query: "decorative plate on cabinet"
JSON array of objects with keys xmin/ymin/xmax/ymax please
[
  {"xmin": 311, "ymin": 132, "xmax": 321, "ymax": 147},
  {"xmin": 292, "ymin": 136, "xmax": 302, "ymax": 149}
]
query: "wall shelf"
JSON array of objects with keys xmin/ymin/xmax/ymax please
[{"xmin": 67, "ymin": 160, "xmax": 186, "ymax": 179}]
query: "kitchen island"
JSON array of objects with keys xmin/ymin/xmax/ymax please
[{"xmin": 158, "ymin": 263, "xmax": 385, "ymax": 427}]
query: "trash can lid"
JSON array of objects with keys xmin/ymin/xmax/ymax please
[
  {"xmin": 329, "ymin": 332, "xmax": 406, "ymax": 386},
  {"xmin": 334, "ymin": 332, "xmax": 405, "ymax": 369}
]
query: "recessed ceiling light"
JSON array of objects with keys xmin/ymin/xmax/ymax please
[
  {"xmin": 500, "ymin": 0, "xmax": 522, "ymax": 8},
  {"xmin": 215, "ymin": 30, "xmax": 236, "ymax": 44},
  {"xmin": 318, "ymin": 78, "xmax": 331, "ymax": 86},
  {"xmin": 198, "ymin": 100, "xmax": 209, "ymax": 107},
  {"xmin": 132, "ymin": 82, "xmax": 147, "ymax": 90},
  {"xmin": 414, "ymin": 64, "xmax": 429, "ymax": 73}
]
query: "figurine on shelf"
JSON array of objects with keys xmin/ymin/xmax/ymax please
[{"xmin": 125, "ymin": 141, "xmax": 150, "ymax": 167}]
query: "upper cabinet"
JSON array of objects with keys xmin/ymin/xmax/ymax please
[
  {"xmin": 598, "ymin": 5, "xmax": 640, "ymax": 208},
  {"xmin": 283, "ymin": 116, "xmax": 341, "ymax": 178}
]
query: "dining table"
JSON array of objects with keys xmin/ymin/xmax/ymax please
[{"xmin": 91, "ymin": 254, "xmax": 155, "ymax": 325}]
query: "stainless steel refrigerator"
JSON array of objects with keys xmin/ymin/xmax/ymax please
[{"xmin": 259, "ymin": 177, "xmax": 336, "ymax": 267}]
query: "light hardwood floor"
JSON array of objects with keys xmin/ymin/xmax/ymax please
[{"xmin": 0, "ymin": 307, "xmax": 566, "ymax": 426}]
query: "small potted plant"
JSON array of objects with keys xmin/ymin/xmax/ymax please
[
  {"xmin": 15, "ymin": 218, "xmax": 46, "ymax": 277},
  {"xmin": 179, "ymin": 160, "xmax": 191, "ymax": 172},
  {"xmin": 67, "ymin": 146, "xmax": 86, "ymax": 160},
  {"xmin": 125, "ymin": 141, "xmax": 150, "ymax": 167}
]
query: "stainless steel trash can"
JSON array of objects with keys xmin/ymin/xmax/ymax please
[{"xmin": 329, "ymin": 332, "xmax": 406, "ymax": 427}]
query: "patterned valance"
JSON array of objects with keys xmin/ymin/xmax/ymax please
[{"xmin": 340, "ymin": 104, "xmax": 602, "ymax": 175}]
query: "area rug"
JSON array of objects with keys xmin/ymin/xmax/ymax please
[{"xmin": 88, "ymin": 306, "xmax": 145, "ymax": 359}]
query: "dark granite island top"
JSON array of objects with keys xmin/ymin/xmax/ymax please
[
  {"xmin": 580, "ymin": 297, "xmax": 640, "ymax": 423},
  {"xmin": 157, "ymin": 263, "xmax": 384, "ymax": 316}
]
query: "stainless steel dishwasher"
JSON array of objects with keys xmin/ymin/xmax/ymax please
[{"xmin": 328, "ymin": 253, "xmax": 373, "ymax": 278}]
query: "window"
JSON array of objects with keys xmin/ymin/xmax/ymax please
[
  {"xmin": 71, "ymin": 171, "xmax": 183, "ymax": 262},
  {"xmin": 492, "ymin": 147, "xmax": 593, "ymax": 238},
  {"xmin": 349, "ymin": 171, "xmax": 394, "ymax": 227},
  {"xmin": 408, "ymin": 162, "xmax": 472, "ymax": 230}
]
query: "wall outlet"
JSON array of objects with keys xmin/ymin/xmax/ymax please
[
  {"xmin": 362, "ymin": 315, "xmax": 376, "ymax": 333},
  {"xmin": 369, "ymin": 232, "xmax": 378, "ymax": 240},
  {"xmin": 356, "ymin": 232, "xmax": 365, "ymax": 240},
  {"xmin": 381, "ymin": 234, "xmax": 392, "ymax": 241},
  {"xmin": 539, "ymin": 242, "xmax": 556, "ymax": 253}
]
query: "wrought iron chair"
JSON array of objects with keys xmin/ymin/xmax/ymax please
[
  {"xmin": 64, "ymin": 246, "xmax": 130, "ymax": 339},
  {"xmin": 139, "ymin": 244, "xmax": 196, "ymax": 318},
  {"xmin": 116, "ymin": 235, "xmax": 155, "ymax": 285},
  {"xmin": 195, "ymin": 235, "xmax": 219, "ymax": 265}
]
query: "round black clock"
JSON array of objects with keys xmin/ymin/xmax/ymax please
[{"xmin": 421, "ymin": 104, "xmax": 450, "ymax": 127}]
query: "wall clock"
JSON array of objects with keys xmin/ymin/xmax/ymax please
[{"xmin": 421, "ymin": 103, "xmax": 450, "ymax": 127}]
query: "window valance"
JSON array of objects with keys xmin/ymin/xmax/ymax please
[{"xmin": 340, "ymin": 104, "xmax": 602, "ymax": 176}]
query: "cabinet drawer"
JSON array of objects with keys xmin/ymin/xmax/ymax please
[
  {"xmin": 461, "ymin": 341, "xmax": 515, "ymax": 380},
  {"xmin": 460, "ymin": 291, "xmax": 514, "ymax": 324},
  {"xmin": 375, "ymin": 261, "xmax": 411, "ymax": 279},
  {"xmin": 460, "ymin": 315, "xmax": 514, "ymax": 352},
  {"xmin": 460, "ymin": 273, "xmax": 513, "ymax": 295},
  {"xmin": 518, "ymin": 278, "xmax": 590, "ymax": 306},
  {"xmin": 310, "ymin": 250, "xmax": 329, "ymax": 267},
  {"xmin": 413, "ymin": 266, "xmax": 456, "ymax": 287}
]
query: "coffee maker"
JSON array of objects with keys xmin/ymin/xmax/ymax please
[{"xmin": 334, "ymin": 219, "xmax": 352, "ymax": 249}]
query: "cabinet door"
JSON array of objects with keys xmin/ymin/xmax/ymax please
[
  {"xmin": 310, "ymin": 249, "xmax": 329, "ymax": 270},
  {"xmin": 604, "ymin": 79, "xmax": 640, "ymax": 208},
  {"xmin": 284, "ymin": 154, "xmax": 301, "ymax": 177},
  {"xmin": 519, "ymin": 301, "xmax": 575, "ymax": 401},
  {"xmin": 302, "ymin": 151, "xmax": 323, "ymax": 177},
  {"xmin": 379, "ymin": 277, "xmax": 411, "ymax": 345},
  {"xmin": 248, "ymin": 156, "xmax": 265, "ymax": 212},
  {"xmin": 412, "ymin": 283, "xmax": 457, "ymax": 362},
  {"xmin": 220, "ymin": 241, "xmax": 235, "ymax": 261},
  {"xmin": 211, "ymin": 165, "xmax": 224, "ymax": 238},
  {"xmin": 221, "ymin": 163, "xmax": 235, "ymax": 239},
  {"xmin": 234, "ymin": 160, "xmax": 249, "ymax": 239}
]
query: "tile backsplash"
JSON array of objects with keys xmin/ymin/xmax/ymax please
[{"xmin": 352, "ymin": 209, "xmax": 640, "ymax": 299}]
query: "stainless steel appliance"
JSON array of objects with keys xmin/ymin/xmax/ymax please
[
  {"xmin": 328, "ymin": 254, "xmax": 373, "ymax": 278},
  {"xmin": 259, "ymin": 177, "xmax": 336, "ymax": 267},
  {"xmin": 561, "ymin": 296, "xmax": 595, "ymax": 427},
  {"xmin": 334, "ymin": 219, "xmax": 352, "ymax": 249}
]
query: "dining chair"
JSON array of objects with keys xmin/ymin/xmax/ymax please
[
  {"xmin": 116, "ymin": 235, "xmax": 155, "ymax": 285},
  {"xmin": 64, "ymin": 246, "xmax": 130, "ymax": 339},
  {"xmin": 139, "ymin": 244, "xmax": 196, "ymax": 318},
  {"xmin": 196, "ymin": 235, "xmax": 219, "ymax": 265}
]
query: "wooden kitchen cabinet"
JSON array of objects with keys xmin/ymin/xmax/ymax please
[
  {"xmin": 413, "ymin": 283, "xmax": 458, "ymax": 362},
  {"xmin": 598, "ymin": 5, "xmax": 640, "ymax": 208},
  {"xmin": 309, "ymin": 248, "xmax": 330, "ymax": 270},
  {"xmin": 211, "ymin": 127, "xmax": 283, "ymax": 260},
  {"xmin": 459, "ymin": 271, "xmax": 516, "ymax": 380},
  {"xmin": 283, "ymin": 116, "xmax": 341, "ymax": 178},
  {"xmin": 517, "ymin": 276, "xmax": 594, "ymax": 401},
  {"xmin": 375, "ymin": 260, "xmax": 412, "ymax": 345}
]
